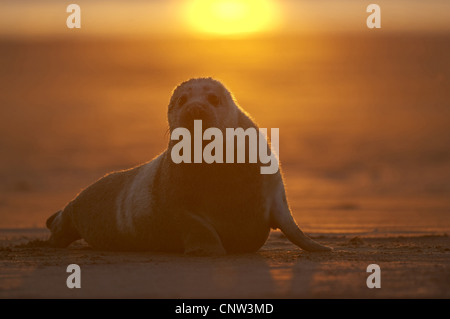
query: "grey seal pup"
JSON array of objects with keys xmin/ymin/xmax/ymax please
[{"xmin": 46, "ymin": 77, "xmax": 331, "ymax": 255}]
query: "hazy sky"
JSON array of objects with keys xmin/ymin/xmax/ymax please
[{"xmin": 1, "ymin": 0, "xmax": 449, "ymax": 38}]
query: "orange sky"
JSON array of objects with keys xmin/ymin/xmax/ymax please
[{"xmin": 1, "ymin": 0, "xmax": 449, "ymax": 38}]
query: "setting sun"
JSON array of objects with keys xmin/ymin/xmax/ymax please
[{"xmin": 186, "ymin": 0, "xmax": 278, "ymax": 36}]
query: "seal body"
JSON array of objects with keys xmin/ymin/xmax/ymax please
[{"xmin": 47, "ymin": 78, "xmax": 331, "ymax": 254}]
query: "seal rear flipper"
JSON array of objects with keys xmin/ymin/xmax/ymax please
[
  {"xmin": 177, "ymin": 212, "xmax": 226, "ymax": 256},
  {"xmin": 46, "ymin": 209, "xmax": 81, "ymax": 248},
  {"xmin": 46, "ymin": 211, "xmax": 59, "ymax": 229}
]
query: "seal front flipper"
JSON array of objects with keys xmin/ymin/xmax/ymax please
[
  {"xmin": 177, "ymin": 212, "xmax": 226, "ymax": 256},
  {"xmin": 269, "ymin": 175, "xmax": 332, "ymax": 252}
]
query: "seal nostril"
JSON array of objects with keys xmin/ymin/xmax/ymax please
[{"xmin": 192, "ymin": 108, "xmax": 200, "ymax": 117}]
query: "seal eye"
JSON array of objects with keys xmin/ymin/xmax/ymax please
[
  {"xmin": 178, "ymin": 95, "xmax": 188, "ymax": 107},
  {"xmin": 208, "ymin": 93, "xmax": 220, "ymax": 107}
]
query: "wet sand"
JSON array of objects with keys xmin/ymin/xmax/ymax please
[{"xmin": 0, "ymin": 229, "xmax": 448, "ymax": 298}]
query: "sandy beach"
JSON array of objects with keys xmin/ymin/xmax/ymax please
[
  {"xmin": 1, "ymin": 33, "xmax": 449, "ymax": 299},
  {"xmin": 0, "ymin": 229, "xmax": 448, "ymax": 298}
]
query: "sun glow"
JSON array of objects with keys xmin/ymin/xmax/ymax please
[{"xmin": 187, "ymin": 0, "xmax": 278, "ymax": 36}]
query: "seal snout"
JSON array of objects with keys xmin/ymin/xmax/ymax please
[
  {"xmin": 180, "ymin": 102, "xmax": 214, "ymax": 128},
  {"xmin": 186, "ymin": 102, "xmax": 208, "ymax": 118}
]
